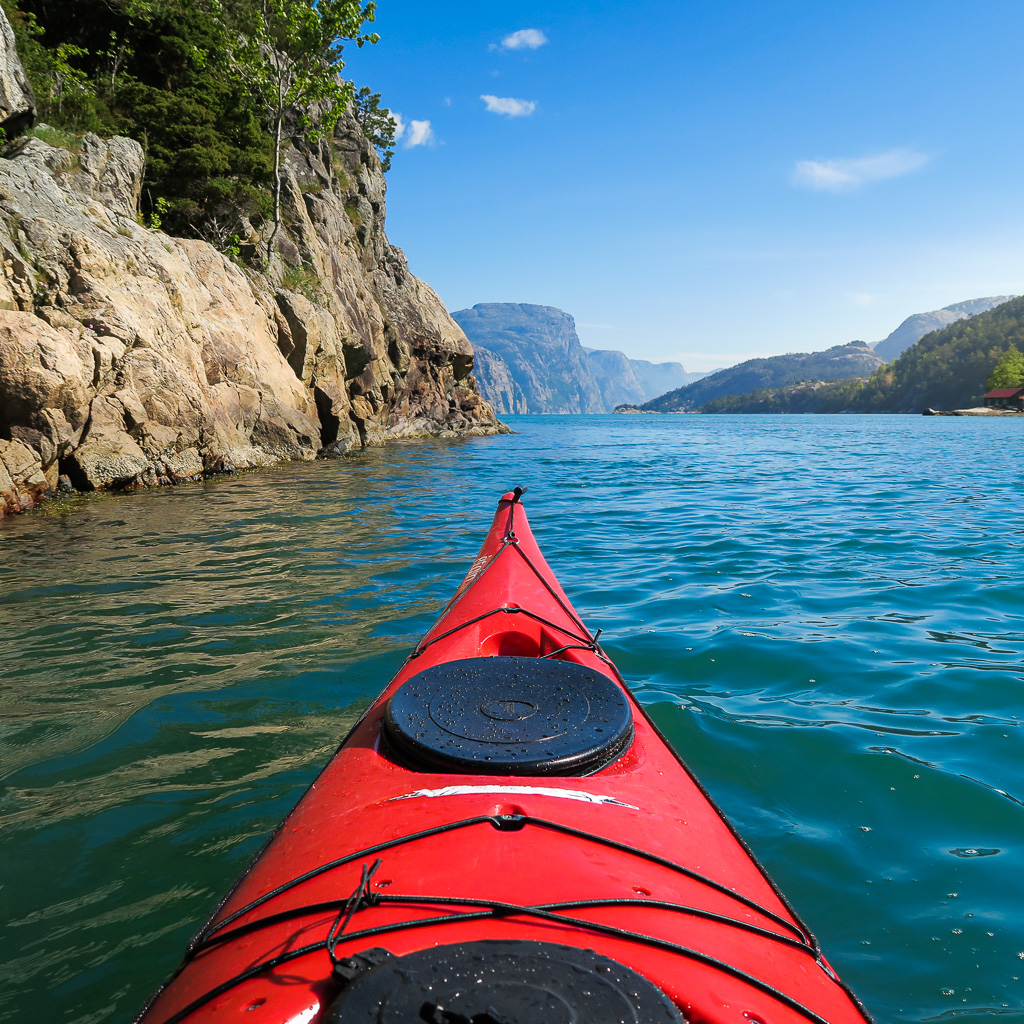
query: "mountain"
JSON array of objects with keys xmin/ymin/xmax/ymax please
[
  {"xmin": 873, "ymin": 296, "xmax": 1017, "ymax": 361},
  {"xmin": 452, "ymin": 303, "xmax": 697, "ymax": 414},
  {"xmin": 629, "ymin": 358, "xmax": 705, "ymax": 397},
  {"xmin": 642, "ymin": 342, "xmax": 884, "ymax": 412},
  {"xmin": 581, "ymin": 347, "xmax": 647, "ymax": 410},
  {"xmin": 849, "ymin": 295, "xmax": 1024, "ymax": 412},
  {"xmin": 453, "ymin": 304, "xmax": 604, "ymax": 414},
  {"xmin": 698, "ymin": 296, "xmax": 1024, "ymax": 413},
  {"xmin": 583, "ymin": 349, "xmax": 702, "ymax": 409}
]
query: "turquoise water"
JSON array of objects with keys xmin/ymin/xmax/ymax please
[{"xmin": 1, "ymin": 414, "xmax": 1022, "ymax": 1023}]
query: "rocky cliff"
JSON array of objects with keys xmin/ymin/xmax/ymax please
[
  {"xmin": 0, "ymin": 17, "xmax": 505, "ymax": 519},
  {"xmin": 583, "ymin": 350, "xmax": 701, "ymax": 408},
  {"xmin": 873, "ymin": 296, "xmax": 1018, "ymax": 362},
  {"xmin": 454, "ymin": 303, "xmax": 605, "ymax": 414},
  {"xmin": 453, "ymin": 302, "xmax": 696, "ymax": 414},
  {"xmin": 628, "ymin": 358, "xmax": 702, "ymax": 400},
  {"xmin": 581, "ymin": 347, "xmax": 647, "ymax": 410}
]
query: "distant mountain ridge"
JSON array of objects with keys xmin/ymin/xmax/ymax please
[
  {"xmin": 850, "ymin": 295, "xmax": 1024, "ymax": 411},
  {"xmin": 642, "ymin": 342, "xmax": 884, "ymax": 412},
  {"xmin": 697, "ymin": 295, "xmax": 1024, "ymax": 413},
  {"xmin": 873, "ymin": 296, "xmax": 1017, "ymax": 361},
  {"xmin": 453, "ymin": 303, "xmax": 701, "ymax": 414}
]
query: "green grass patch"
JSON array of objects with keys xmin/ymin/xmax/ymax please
[
  {"xmin": 281, "ymin": 261, "xmax": 322, "ymax": 303},
  {"xmin": 25, "ymin": 124, "xmax": 83, "ymax": 153}
]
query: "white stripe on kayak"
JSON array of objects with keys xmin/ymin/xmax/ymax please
[
  {"xmin": 388, "ymin": 785, "xmax": 637, "ymax": 808},
  {"xmin": 284, "ymin": 1008, "xmax": 318, "ymax": 1024}
]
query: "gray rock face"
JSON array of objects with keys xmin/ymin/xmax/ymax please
[
  {"xmin": 874, "ymin": 296, "xmax": 1017, "ymax": 362},
  {"xmin": 630, "ymin": 358, "xmax": 704, "ymax": 397},
  {"xmin": 454, "ymin": 303, "xmax": 697, "ymax": 413},
  {"xmin": 472, "ymin": 345, "xmax": 529, "ymax": 413},
  {"xmin": 583, "ymin": 348, "xmax": 646, "ymax": 409},
  {"xmin": 0, "ymin": 115, "xmax": 505, "ymax": 518},
  {"xmin": 453, "ymin": 303, "xmax": 604, "ymax": 414},
  {"xmin": 588, "ymin": 352, "xmax": 702, "ymax": 405},
  {"xmin": 0, "ymin": 9, "xmax": 34, "ymax": 136}
]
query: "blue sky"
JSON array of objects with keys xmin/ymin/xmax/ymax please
[{"xmin": 343, "ymin": 0, "xmax": 1024, "ymax": 370}]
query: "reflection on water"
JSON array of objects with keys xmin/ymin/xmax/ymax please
[{"xmin": 1, "ymin": 417, "xmax": 1022, "ymax": 1023}]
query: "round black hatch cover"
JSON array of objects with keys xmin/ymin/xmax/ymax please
[
  {"xmin": 322, "ymin": 939, "xmax": 687, "ymax": 1023},
  {"xmin": 382, "ymin": 656, "xmax": 633, "ymax": 776}
]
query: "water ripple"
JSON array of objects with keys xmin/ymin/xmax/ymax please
[{"xmin": 1, "ymin": 417, "xmax": 1022, "ymax": 1023}]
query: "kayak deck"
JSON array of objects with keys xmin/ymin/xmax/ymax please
[{"xmin": 138, "ymin": 491, "xmax": 871, "ymax": 1024}]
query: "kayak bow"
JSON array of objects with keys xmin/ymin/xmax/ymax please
[{"xmin": 137, "ymin": 489, "xmax": 872, "ymax": 1024}]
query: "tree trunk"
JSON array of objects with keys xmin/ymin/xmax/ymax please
[{"xmin": 268, "ymin": 111, "xmax": 283, "ymax": 261}]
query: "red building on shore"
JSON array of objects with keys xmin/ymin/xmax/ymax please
[{"xmin": 983, "ymin": 387, "xmax": 1024, "ymax": 410}]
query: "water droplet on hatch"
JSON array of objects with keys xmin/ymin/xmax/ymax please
[{"xmin": 949, "ymin": 847, "xmax": 1000, "ymax": 858}]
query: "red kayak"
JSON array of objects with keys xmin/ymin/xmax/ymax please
[{"xmin": 137, "ymin": 489, "xmax": 872, "ymax": 1024}]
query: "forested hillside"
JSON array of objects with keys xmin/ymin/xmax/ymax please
[
  {"xmin": 873, "ymin": 295, "xmax": 1016, "ymax": 361},
  {"xmin": 699, "ymin": 296, "xmax": 1024, "ymax": 413},
  {"xmin": 700, "ymin": 379, "xmax": 866, "ymax": 413},
  {"xmin": 0, "ymin": 0, "xmax": 392, "ymax": 244},
  {"xmin": 846, "ymin": 295, "xmax": 1024, "ymax": 411},
  {"xmin": 643, "ymin": 342, "xmax": 882, "ymax": 411}
]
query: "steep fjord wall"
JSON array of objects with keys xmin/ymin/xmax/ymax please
[
  {"xmin": 454, "ymin": 303, "xmax": 605, "ymax": 415},
  {"xmin": 0, "ymin": 23, "xmax": 505, "ymax": 518},
  {"xmin": 454, "ymin": 302, "xmax": 697, "ymax": 414}
]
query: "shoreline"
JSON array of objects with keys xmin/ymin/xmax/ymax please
[
  {"xmin": 0, "ymin": 426, "xmax": 512, "ymax": 524},
  {"xmin": 923, "ymin": 406, "xmax": 1024, "ymax": 416}
]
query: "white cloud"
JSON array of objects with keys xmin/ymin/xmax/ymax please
[
  {"xmin": 405, "ymin": 120, "xmax": 433, "ymax": 148},
  {"xmin": 389, "ymin": 112, "xmax": 406, "ymax": 141},
  {"xmin": 481, "ymin": 95, "xmax": 536, "ymax": 117},
  {"xmin": 850, "ymin": 292, "xmax": 876, "ymax": 306},
  {"xmin": 500, "ymin": 28, "xmax": 548, "ymax": 50},
  {"xmin": 792, "ymin": 149, "xmax": 930, "ymax": 192}
]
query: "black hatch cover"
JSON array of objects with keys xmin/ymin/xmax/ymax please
[
  {"xmin": 382, "ymin": 656, "xmax": 633, "ymax": 776},
  {"xmin": 322, "ymin": 939, "xmax": 687, "ymax": 1023}
]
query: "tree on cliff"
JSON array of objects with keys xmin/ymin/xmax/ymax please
[
  {"xmin": 224, "ymin": 0, "xmax": 379, "ymax": 259},
  {"xmin": 986, "ymin": 342, "xmax": 1024, "ymax": 390},
  {"xmin": 351, "ymin": 85, "xmax": 395, "ymax": 171},
  {"xmin": 1, "ymin": 0, "xmax": 392, "ymax": 248}
]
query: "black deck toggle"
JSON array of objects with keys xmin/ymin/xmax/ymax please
[{"xmin": 382, "ymin": 656, "xmax": 633, "ymax": 776}]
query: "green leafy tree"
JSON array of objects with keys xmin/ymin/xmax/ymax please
[
  {"xmin": 828, "ymin": 297, "xmax": 1024, "ymax": 411},
  {"xmin": 986, "ymin": 342, "xmax": 1024, "ymax": 390},
  {"xmin": 1, "ymin": 0, "xmax": 393, "ymax": 251},
  {"xmin": 352, "ymin": 85, "xmax": 396, "ymax": 170},
  {"xmin": 226, "ymin": 0, "xmax": 379, "ymax": 258},
  {"xmin": 51, "ymin": 42, "xmax": 91, "ymax": 116}
]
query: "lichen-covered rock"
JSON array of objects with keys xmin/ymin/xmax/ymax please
[{"xmin": 0, "ymin": 111, "xmax": 506, "ymax": 518}]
